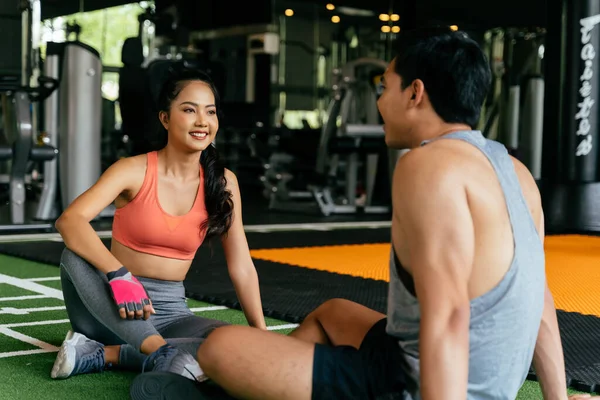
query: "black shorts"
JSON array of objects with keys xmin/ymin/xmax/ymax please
[{"xmin": 311, "ymin": 318, "xmax": 416, "ymax": 400}]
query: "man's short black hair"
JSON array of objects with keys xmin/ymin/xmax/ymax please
[{"xmin": 393, "ymin": 26, "xmax": 491, "ymax": 129}]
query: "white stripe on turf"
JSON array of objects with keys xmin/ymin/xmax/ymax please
[
  {"xmin": 0, "ymin": 306, "xmax": 66, "ymax": 315},
  {"xmin": 267, "ymin": 324, "xmax": 299, "ymax": 331},
  {"xmin": 26, "ymin": 277, "xmax": 61, "ymax": 282},
  {"xmin": 189, "ymin": 306, "xmax": 228, "ymax": 312},
  {"xmin": 1, "ymin": 319, "xmax": 70, "ymax": 328},
  {"xmin": 0, "ymin": 295, "xmax": 50, "ymax": 302},
  {"xmin": 0, "ymin": 327, "xmax": 59, "ymax": 353},
  {"xmin": 0, "ymin": 348, "xmax": 58, "ymax": 358},
  {"xmin": 0, "ymin": 273, "xmax": 63, "ymax": 300}
]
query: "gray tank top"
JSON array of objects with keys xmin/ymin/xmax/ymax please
[{"xmin": 386, "ymin": 130, "xmax": 546, "ymax": 400}]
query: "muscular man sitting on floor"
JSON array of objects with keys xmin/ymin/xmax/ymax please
[{"xmin": 131, "ymin": 26, "xmax": 597, "ymax": 400}]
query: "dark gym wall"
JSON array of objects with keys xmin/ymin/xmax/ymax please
[
  {"xmin": 41, "ymin": 0, "xmax": 135, "ymax": 19},
  {"xmin": 40, "ymin": 0, "xmax": 548, "ymax": 31},
  {"xmin": 37, "ymin": 0, "xmax": 549, "ymax": 30},
  {"xmin": 208, "ymin": 38, "xmax": 247, "ymax": 103},
  {"xmin": 155, "ymin": 0, "xmax": 272, "ymax": 31},
  {"xmin": 0, "ymin": 1, "xmax": 22, "ymax": 77},
  {"xmin": 282, "ymin": 14, "xmax": 336, "ymax": 111},
  {"xmin": 414, "ymin": 0, "xmax": 546, "ymax": 30}
]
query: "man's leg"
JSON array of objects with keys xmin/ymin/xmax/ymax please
[
  {"xmin": 290, "ymin": 298, "xmax": 385, "ymax": 347},
  {"xmin": 196, "ymin": 299, "xmax": 386, "ymax": 400},
  {"xmin": 199, "ymin": 325, "xmax": 315, "ymax": 400}
]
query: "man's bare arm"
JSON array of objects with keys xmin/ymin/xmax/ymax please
[
  {"xmin": 393, "ymin": 152, "xmax": 474, "ymax": 400},
  {"xmin": 529, "ymin": 212, "xmax": 568, "ymax": 400},
  {"xmin": 534, "ymin": 283, "xmax": 568, "ymax": 400}
]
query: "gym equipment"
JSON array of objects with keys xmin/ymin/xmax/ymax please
[
  {"xmin": 35, "ymin": 40, "xmax": 109, "ymax": 221},
  {"xmin": 250, "ymin": 127, "xmax": 322, "ymax": 212},
  {"xmin": 481, "ymin": 28, "xmax": 545, "ymax": 179},
  {"xmin": 190, "ymin": 23, "xmax": 275, "ymax": 122},
  {"xmin": 0, "ymin": 0, "xmax": 61, "ymax": 231},
  {"xmin": 246, "ymin": 32, "xmax": 280, "ymax": 103},
  {"xmin": 552, "ymin": 2, "xmax": 600, "ymax": 181},
  {"xmin": 315, "ymin": 58, "xmax": 389, "ymax": 215},
  {"xmin": 0, "ymin": 77, "xmax": 59, "ymax": 230},
  {"xmin": 0, "ymin": 0, "xmax": 107, "ymax": 230},
  {"xmin": 540, "ymin": 0, "xmax": 600, "ymax": 233},
  {"xmin": 256, "ymin": 58, "xmax": 391, "ymax": 216},
  {"xmin": 59, "ymin": 42, "xmax": 104, "ymax": 214},
  {"xmin": 35, "ymin": 43, "xmax": 60, "ymax": 221},
  {"xmin": 519, "ymin": 73, "xmax": 545, "ymax": 180}
]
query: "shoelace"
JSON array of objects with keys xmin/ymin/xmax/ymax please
[
  {"xmin": 75, "ymin": 347, "xmax": 105, "ymax": 374},
  {"xmin": 144, "ymin": 346, "xmax": 201, "ymax": 383},
  {"xmin": 150, "ymin": 347, "xmax": 174, "ymax": 372},
  {"xmin": 184, "ymin": 365, "xmax": 200, "ymax": 384},
  {"xmin": 143, "ymin": 345, "xmax": 178, "ymax": 373}
]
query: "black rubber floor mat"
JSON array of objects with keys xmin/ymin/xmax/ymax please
[
  {"xmin": 0, "ymin": 228, "xmax": 599, "ymax": 392},
  {"xmin": 557, "ymin": 311, "xmax": 600, "ymax": 392},
  {"xmin": 526, "ymin": 310, "xmax": 600, "ymax": 393},
  {"xmin": 0, "ymin": 229, "xmax": 391, "ymax": 322}
]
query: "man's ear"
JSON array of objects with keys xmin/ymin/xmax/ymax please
[
  {"xmin": 410, "ymin": 79, "xmax": 426, "ymax": 105},
  {"xmin": 159, "ymin": 111, "xmax": 169, "ymax": 130}
]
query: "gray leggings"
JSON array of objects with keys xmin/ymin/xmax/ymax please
[{"xmin": 59, "ymin": 248, "xmax": 228, "ymax": 371}]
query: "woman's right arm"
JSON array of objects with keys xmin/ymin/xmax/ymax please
[{"xmin": 55, "ymin": 157, "xmax": 140, "ymax": 275}]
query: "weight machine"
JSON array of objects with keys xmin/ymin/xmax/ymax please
[
  {"xmin": 0, "ymin": 0, "xmax": 106, "ymax": 231},
  {"xmin": 255, "ymin": 58, "xmax": 391, "ymax": 216}
]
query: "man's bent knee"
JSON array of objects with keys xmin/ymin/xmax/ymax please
[
  {"xmin": 197, "ymin": 325, "xmax": 244, "ymax": 373},
  {"xmin": 312, "ymin": 298, "xmax": 358, "ymax": 317}
]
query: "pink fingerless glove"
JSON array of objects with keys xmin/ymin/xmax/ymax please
[{"xmin": 106, "ymin": 267, "xmax": 151, "ymax": 314}]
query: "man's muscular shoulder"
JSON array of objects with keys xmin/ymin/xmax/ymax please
[
  {"xmin": 509, "ymin": 156, "xmax": 544, "ymax": 232},
  {"xmin": 393, "ymin": 140, "xmax": 543, "ymax": 235},
  {"xmin": 392, "ymin": 141, "xmax": 467, "ymax": 192},
  {"xmin": 392, "ymin": 143, "xmax": 468, "ymax": 230}
]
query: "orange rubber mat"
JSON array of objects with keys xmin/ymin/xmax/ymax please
[
  {"xmin": 544, "ymin": 235, "xmax": 600, "ymax": 317},
  {"xmin": 250, "ymin": 235, "xmax": 600, "ymax": 317},
  {"xmin": 250, "ymin": 243, "xmax": 392, "ymax": 281}
]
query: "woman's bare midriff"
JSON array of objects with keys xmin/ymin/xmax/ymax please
[{"xmin": 110, "ymin": 239, "xmax": 192, "ymax": 282}]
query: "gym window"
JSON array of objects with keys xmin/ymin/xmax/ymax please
[{"xmin": 40, "ymin": 1, "xmax": 155, "ymax": 105}]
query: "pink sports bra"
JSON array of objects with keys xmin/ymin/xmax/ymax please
[{"xmin": 112, "ymin": 151, "xmax": 209, "ymax": 260}]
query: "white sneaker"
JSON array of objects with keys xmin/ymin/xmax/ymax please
[{"xmin": 50, "ymin": 330, "xmax": 106, "ymax": 379}]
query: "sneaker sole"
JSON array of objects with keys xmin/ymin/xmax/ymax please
[
  {"xmin": 130, "ymin": 372, "xmax": 206, "ymax": 400},
  {"xmin": 50, "ymin": 330, "xmax": 83, "ymax": 379}
]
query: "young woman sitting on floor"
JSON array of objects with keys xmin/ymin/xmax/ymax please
[{"xmin": 50, "ymin": 67, "xmax": 266, "ymax": 381}]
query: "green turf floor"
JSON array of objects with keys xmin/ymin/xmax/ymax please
[{"xmin": 0, "ymin": 253, "xmax": 590, "ymax": 399}]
